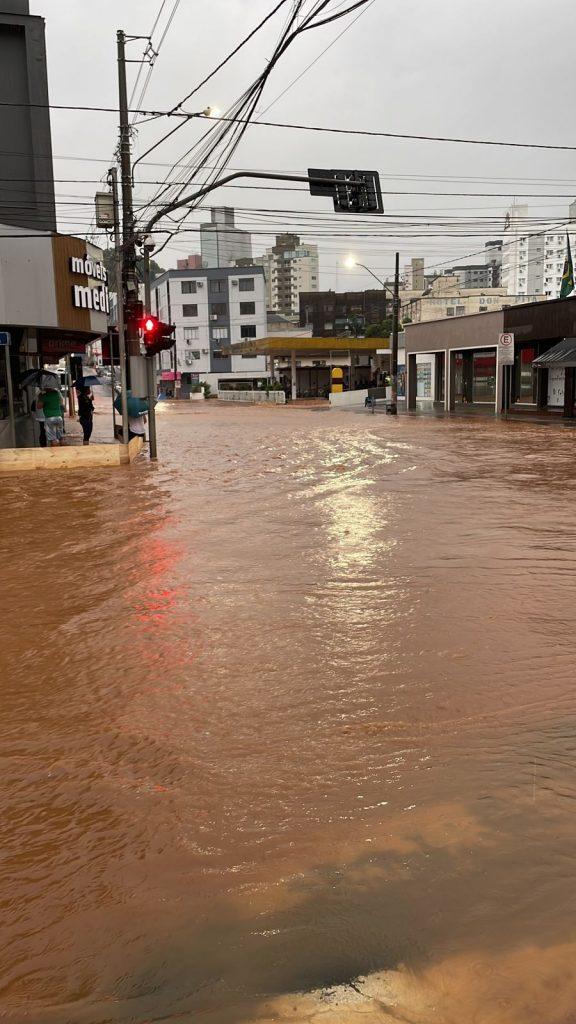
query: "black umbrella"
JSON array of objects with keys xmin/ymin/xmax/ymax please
[{"xmin": 18, "ymin": 369, "xmax": 61, "ymax": 390}]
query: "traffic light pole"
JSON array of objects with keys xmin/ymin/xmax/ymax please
[
  {"xmin": 143, "ymin": 245, "xmax": 158, "ymax": 461},
  {"xmin": 117, "ymin": 30, "xmax": 139, "ymax": 361},
  {"xmin": 390, "ymin": 252, "xmax": 400, "ymax": 415},
  {"xmin": 109, "ymin": 166, "xmax": 129, "ymax": 445}
]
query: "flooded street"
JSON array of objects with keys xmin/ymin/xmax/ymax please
[{"xmin": 3, "ymin": 401, "xmax": 576, "ymax": 1024}]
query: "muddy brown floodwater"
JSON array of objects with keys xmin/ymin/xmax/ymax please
[{"xmin": 3, "ymin": 401, "xmax": 576, "ymax": 1024}]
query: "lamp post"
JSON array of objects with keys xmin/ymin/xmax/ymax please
[{"xmin": 346, "ymin": 255, "xmax": 400, "ymax": 414}]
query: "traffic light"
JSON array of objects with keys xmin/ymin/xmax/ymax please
[{"xmin": 139, "ymin": 315, "xmax": 176, "ymax": 358}]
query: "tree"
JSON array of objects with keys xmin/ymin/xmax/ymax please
[
  {"xmin": 365, "ymin": 318, "xmax": 393, "ymax": 337},
  {"xmin": 102, "ymin": 248, "xmax": 166, "ymax": 288}
]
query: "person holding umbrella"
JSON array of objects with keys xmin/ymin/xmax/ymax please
[
  {"xmin": 77, "ymin": 387, "xmax": 94, "ymax": 445},
  {"xmin": 114, "ymin": 391, "xmax": 149, "ymax": 442},
  {"xmin": 37, "ymin": 386, "xmax": 65, "ymax": 446}
]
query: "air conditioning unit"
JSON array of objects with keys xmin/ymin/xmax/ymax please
[
  {"xmin": 210, "ymin": 314, "xmax": 218, "ymax": 320},
  {"xmin": 201, "ymin": 348, "xmax": 209, "ymax": 355},
  {"xmin": 231, "ymin": 280, "xmax": 238, "ymax": 286},
  {"xmin": 196, "ymin": 281, "xmax": 205, "ymax": 288}
]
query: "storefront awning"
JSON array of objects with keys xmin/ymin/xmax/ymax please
[{"xmin": 533, "ymin": 339, "xmax": 576, "ymax": 368}]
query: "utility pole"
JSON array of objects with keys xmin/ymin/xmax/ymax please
[
  {"xmin": 390, "ymin": 252, "xmax": 400, "ymax": 415},
  {"xmin": 143, "ymin": 244, "xmax": 158, "ymax": 460},
  {"xmin": 117, "ymin": 30, "xmax": 139, "ymax": 360},
  {"xmin": 109, "ymin": 167, "xmax": 129, "ymax": 443}
]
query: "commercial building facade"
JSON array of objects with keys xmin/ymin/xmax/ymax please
[
  {"xmin": 0, "ymin": 0, "xmax": 55, "ymax": 232},
  {"xmin": 0, "ymin": 230, "xmax": 109, "ymax": 445},
  {"xmin": 402, "ymin": 297, "xmax": 576, "ymax": 418},
  {"xmin": 153, "ymin": 265, "xmax": 268, "ymax": 394}
]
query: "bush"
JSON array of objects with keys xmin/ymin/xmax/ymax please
[{"xmin": 201, "ymin": 381, "xmax": 212, "ymax": 397}]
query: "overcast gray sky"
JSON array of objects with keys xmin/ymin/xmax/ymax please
[{"xmin": 41, "ymin": 0, "xmax": 576, "ymax": 289}]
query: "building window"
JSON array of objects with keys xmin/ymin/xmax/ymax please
[
  {"xmin": 240, "ymin": 301, "xmax": 256, "ymax": 315},
  {"xmin": 211, "ymin": 303, "xmax": 227, "ymax": 317},
  {"xmin": 239, "ymin": 277, "xmax": 254, "ymax": 292},
  {"xmin": 184, "ymin": 327, "xmax": 199, "ymax": 341},
  {"xmin": 210, "ymin": 279, "xmax": 226, "ymax": 293},
  {"xmin": 183, "ymin": 304, "xmax": 198, "ymax": 317},
  {"xmin": 182, "ymin": 281, "xmax": 197, "ymax": 294},
  {"xmin": 446, "ymin": 308, "xmax": 455, "ymax": 316},
  {"xmin": 455, "ymin": 306, "xmax": 465, "ymax": 315},
  {"xmin": 212, "ymin": 349, "xmax": 225, "ymax": 359},
  {"xmin": 213, "ymin": 327, "xmax": 228, "ymax": 340},
  {"xmin": 241, "ymin": 354, "xmax": 256, "ymax": 359},
  {"xmin": 241, "ymin": 325, "xmax": 257, "ymax": 339}
]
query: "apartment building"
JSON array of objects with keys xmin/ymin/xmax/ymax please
[
  {"xmin": 153, "ymin": 266, "xmax": 269, "ymax": 394},
  {"xmin": 263, "ymin": 234, "xmax": 319, "ymax": 315},
  {"xmin": 502, "ymin": 203, "xmax": 576, "ymax": 299}
]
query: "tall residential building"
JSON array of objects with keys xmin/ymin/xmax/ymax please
[
  {"xmin": 200, "ymin": 207, "xmax": 252, "ymax": 268},
  {"xmin": 0, "ymin": 0, "xmax": 55, "ymax": 231},
  {"xmin": 501, "ymin": 205, "xmax": 575, "ymax": 299},
  {"xmin": 177, "ymin": 254, "xmax": 202, "ymax": 270},
  {"xmin": 485, "ymin": 240, "xmax": 503, "ymax": 287},
  {"xmin": 263, "ymin": 234, "xmax": 319, "ymax": 315},
  {"xmin": 153, "ymin": 265, "xmax": 268, "ymax": 394},
  {"xmin": 403, "ymin": 258, "xmax": 425, "ymax": 290}
]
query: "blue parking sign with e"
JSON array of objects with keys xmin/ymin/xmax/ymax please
[{"xmin": 0, "ymin": 331, "xmax": 11, "ymax": 346}]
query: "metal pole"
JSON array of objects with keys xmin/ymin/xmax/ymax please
[
  {"xmin": 117, "ymin": 30, "xmax": 139, "ymax": 362},
  {"xmin": 291, "ymin": 350, "xmax": 297, "ymax": 401},
  {"xmin": 143, "ymin": 245, "xmax": 158, "ymax": 460},
  {"xmin": 4, "ymin": 345, "xmax": 16, "ymax": 447},
  {"xmin": 390, "ymin": 251, "xmax": 400, "ymax": 414},
  {"xmin": 109, "ymin": 167, "xmax": 129, "ymax": 444}
]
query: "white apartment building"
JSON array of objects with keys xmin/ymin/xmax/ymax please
[
  {"xmin": 262, "ymin": 233, "xmax": 319, "ymax": 315},
  {"xmin": 153, "ymin": 266, "xmax": 269, "ymax": 394},
  {"xmin": 502, "ymin": 203, "xmax": 576, "ymax": 299}
]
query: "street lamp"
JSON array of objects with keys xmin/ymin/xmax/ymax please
[{"xmin": 346, "ymin": 254, "xmax": 400, "ymax": 414}]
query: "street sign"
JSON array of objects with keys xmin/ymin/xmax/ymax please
[
  {"xmin": 0, "ymin": 331, "xmax": 11, "ymax": 346},
  {"xmin": 498, "ymin": 332, "xmax": 515, "ymax": 365},
  {"xmin": 308, "ymin": 168, "xmax": 384, "ymax": 214}
]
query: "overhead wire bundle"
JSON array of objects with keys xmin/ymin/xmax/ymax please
[{"xmin": 135, "ymin": 0, "xmax": 377, "ymax": 250}]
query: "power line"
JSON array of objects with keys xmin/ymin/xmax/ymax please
[{"xmin": 2, "ymin": 98, "xmax": 576, "ymax": 153}]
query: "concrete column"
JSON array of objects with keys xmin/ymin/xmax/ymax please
[
  {"xmin": 291, "ymin": 350, "xmax": 297, "ymax": 401},
  {"xmin": 448, "ymin": 351, "xmax": 457, "ymax": 411},
  {"xmin": 407, "ymin": 353, "xmax": 417, "ymax": 410}
]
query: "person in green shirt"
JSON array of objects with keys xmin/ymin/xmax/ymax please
[{"xmin": 38, "ymin": 388, "xmax": 65, "ymax": 446}]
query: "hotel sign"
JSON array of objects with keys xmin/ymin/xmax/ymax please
[{"xmin": 69, "ymin": 254, "xmax": 111, "ymax": 315}]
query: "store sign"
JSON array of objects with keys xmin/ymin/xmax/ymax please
[
  {"xmin": 69, "ymin": 254, "xmax": 110, "ymax": 314},
  {"xmin": 498, "ymin": 332, "xmax": 515, "ymax": 365}
]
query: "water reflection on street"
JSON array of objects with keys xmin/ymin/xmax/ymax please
[{"xmin": 2, "ymin": 402, "xmax": 576, "ymax": 1023}]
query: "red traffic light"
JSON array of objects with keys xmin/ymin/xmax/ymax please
[
  {"xmin": 140, "ymin": 315, "xmax": 159, "ymax": 335},
  {"xmin": 139, "ymin": 316, "xmax": 176, "ymax": 358}
]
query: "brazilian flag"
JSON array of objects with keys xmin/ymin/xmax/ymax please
[{"xmin": 560, "ymin": 233, "xmax": 575, "ymax": 298}]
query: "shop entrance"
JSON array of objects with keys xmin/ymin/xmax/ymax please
[{"xmin": 453, "ymin": 349, "xmax": 496, "ymax": 405}]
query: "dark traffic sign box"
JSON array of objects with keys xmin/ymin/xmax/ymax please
[
  {"xmin": 0, "ymin": 331, "xmax": 11, "ymax": 346},
  {"xmin": 308, "ymin": 169, "xmax": 384, "ymax": 215}
]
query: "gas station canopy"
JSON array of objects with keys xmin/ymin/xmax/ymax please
[{"xmin": 222, "ymin": 336, "xmax": 390, "ymax": 357}]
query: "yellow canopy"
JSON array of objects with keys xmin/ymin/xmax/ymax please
[{"xmin": 222, "ymin": 336, "xmax": 390, "ymax": 356}]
